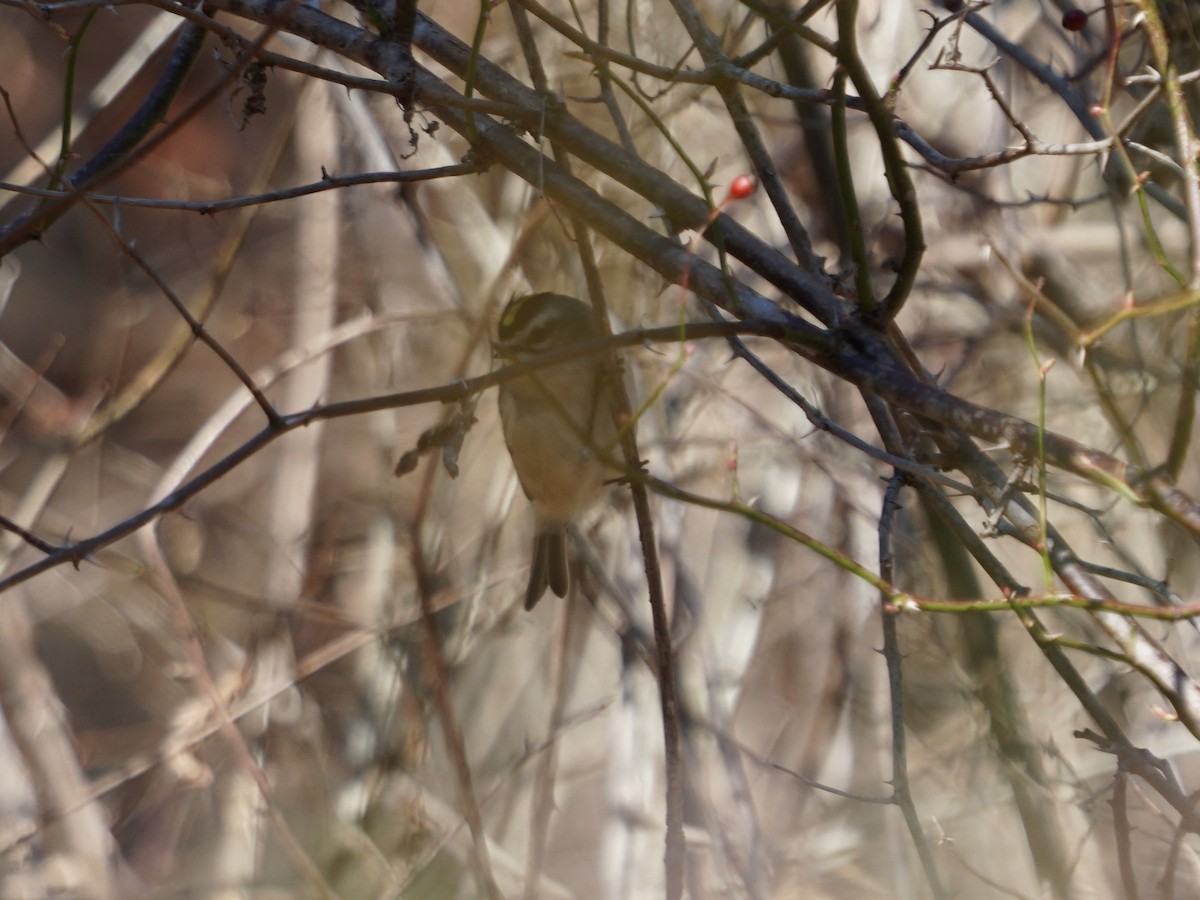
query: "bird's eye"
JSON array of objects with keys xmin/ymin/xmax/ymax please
[{"xmin": 526, "ymin": 323, "xmax": 552, "ymax": 347}]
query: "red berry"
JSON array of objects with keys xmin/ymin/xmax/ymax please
[
  {"xmin": 1062, "ymin": 8, "xmax": 1087, "ymax": 31},
  {"xmin": 727, "ymin": 175, "xmax": 756, "ymax": 200}
]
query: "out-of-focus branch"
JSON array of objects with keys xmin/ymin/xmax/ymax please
[{"xmin": 0, "ymin": 4, "xmax": 302, "ymax": 256}]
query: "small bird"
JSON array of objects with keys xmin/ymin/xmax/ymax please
[{"xmin": 495, "ymin": 293, "xmax": 620, "ymax": 609}]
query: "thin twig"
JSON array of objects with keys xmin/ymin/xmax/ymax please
[
  {"xmin": 0, "ymin": 164, "xmax": 481, "ymax": 212},
  {"xmin": 878, "ymin": 473, "xmax": 948, "ymax": 899}
]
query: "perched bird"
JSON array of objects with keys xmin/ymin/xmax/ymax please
[{"xmin": 495, "ymin": 293, "xmax": 620, "ymax": 609}]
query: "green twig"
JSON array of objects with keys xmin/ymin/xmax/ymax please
[
  {"xmin": 48, "ymin": 10, "xmax": 97, "ymax": 192},
  {"xmin": 830, "ymin": 66, "xmax": 874, "ymax": 312}
]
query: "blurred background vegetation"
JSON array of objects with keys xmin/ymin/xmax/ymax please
[{"xmin": 3, "ymin": 0, "xmax": 1200, "ymax": 897}]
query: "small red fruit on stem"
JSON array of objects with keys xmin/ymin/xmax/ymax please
[
  {"xmin": 1062, "ymin": 8, "xmax": 1087, "ymax": 32},
  {"xmin": 726, "ymin": 174, "xmax": 756, "ymax": 201}
]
